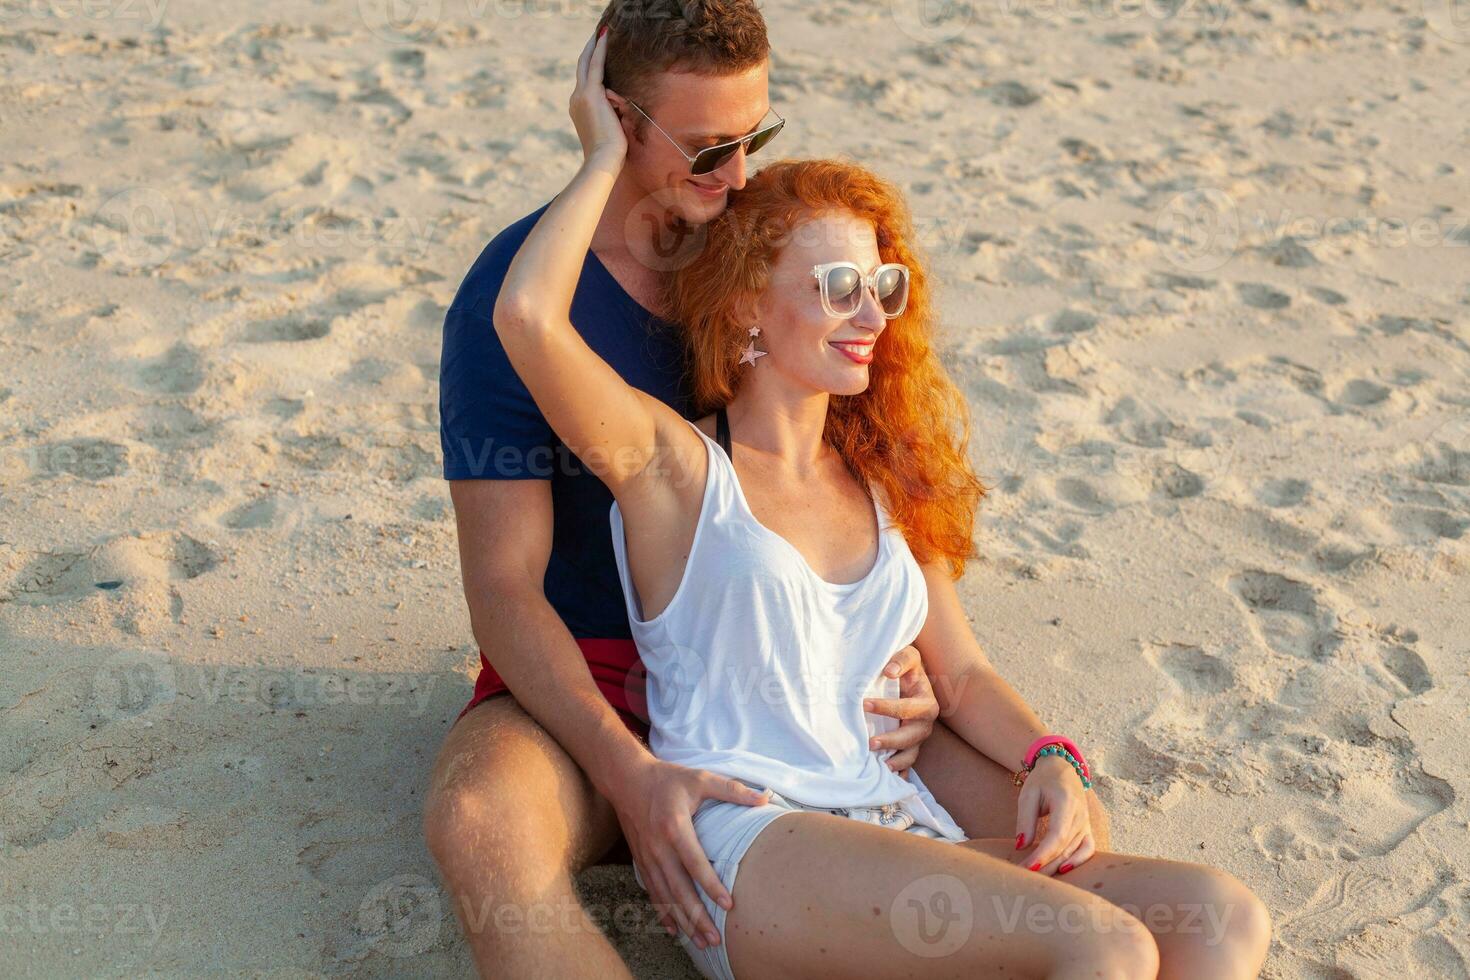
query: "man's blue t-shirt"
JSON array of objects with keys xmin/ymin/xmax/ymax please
[{"xmin": 439, "ymin": 203, "xmax": 694, "ymax": 640}]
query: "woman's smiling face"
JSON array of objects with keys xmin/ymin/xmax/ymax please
[{"xmin": 750, "ymin": 211, "xmax": 890, "ymax": 397}]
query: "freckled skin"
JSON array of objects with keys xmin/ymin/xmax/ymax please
[{"xmin": 722, "ymin": 820, "xmax": 1270, "ymax": 977}]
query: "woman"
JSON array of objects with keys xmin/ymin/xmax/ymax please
[{"xmin": 489, "ymin": 29, "xmax": 1272, "ymax": 980}]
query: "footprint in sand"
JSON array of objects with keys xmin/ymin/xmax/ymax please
[
  {"xmin": 1227, "ymin": 569, "xmax": 1342, "ymax": 661},
  {"xmin": 5, "ymin": 532, "xmax": 220, "ymax": 635},
  {"xmin": 1256, "ymin": 478, "xmax": 1310, "ymax": 508},
  {"xmin": 1146, "ymin": 461, "xmax": 1204, "ymax": 499},
  {"xmin": 1367, "ymin": 635, "xmax": 1434, "ymax": 697},
  {"xmin": 1412, "ymin": 453, "xmax": 1470, "ymax": 489},
  {"xmin": 1008, "ymin": 516, "xmax": 1089, "ymax": 559},
  {"xmin": 137, "ymin": 342, "xmax": 206, "ymax": 394},
  {"xmin": 1052, "ymin": 476, "xmax": 1112, "ymax": 515},
  {"xmin": 239, "ymin": 290, "xmax": 389, "ymax": 344},
  {"xmin": 1387, "ymin": 506, "xmax": 1469, "ymax": 542},
  {"xmin": 1236, "ymin": 282, "xmax": 1292, "ymax": 310},
  {"xmin": 1235, "ymin": 567, "xmax": 1438, "ymax": 701},
  {"xmin": 1331, "ymin": 378, "xmax": 1392, "ymax": 409},
  {"xmin": 1305, "ymin": 285, "xmax": 1347, "ymax": 305},
  {"xmin": 242, "ymin": 314, "xmax": 331, "ymax": 343},
  {"xmin": 1309, "ymin": 539, "xmax": 1377, "ymax": 574},
  {"xmin": 1143, "ymin": 642, "xmax": 1235, "ymax": 695},
  {"xmin": 221, "ymin": 497, "xmax": 279, "ymax": 531}
]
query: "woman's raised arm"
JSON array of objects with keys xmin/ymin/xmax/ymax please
[{"xmin": 492, "ymin": 29, "xmax": 694, "ymax": 496}]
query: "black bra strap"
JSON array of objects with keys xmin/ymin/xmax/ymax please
[{"xmin": 715, "ymin": 404, "xmax": 732, "ymax": 458}]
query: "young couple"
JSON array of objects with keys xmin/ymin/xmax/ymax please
[{"xmin": 426, "ymin": 3, "xmax": 1270, "ymax": 978}]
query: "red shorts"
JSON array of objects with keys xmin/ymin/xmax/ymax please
[{"xmin": 456, "ymin": 638, "xmax": 651, "ymax": 740}]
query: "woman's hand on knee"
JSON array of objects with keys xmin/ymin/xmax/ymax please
[{"xmin": 1016, "ymin": 755, "xmax": 1096, "ymax": 876}]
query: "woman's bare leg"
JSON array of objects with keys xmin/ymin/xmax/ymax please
[
  {"xmin": 917, "ymin": 716, "xmax": 1271, "ymax": 978},
  {"xmin": 724, "ymin": 812, "xmax": 1159, "ymax": 979},
  {"xmin": 965, "ymin": 838, "xmax": 1272, "ymax": 980}
]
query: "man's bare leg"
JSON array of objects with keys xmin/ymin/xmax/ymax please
[
  {"xmin": 913, "ymin": 719, "xmax": 1112, "ymax": 850},
  {"xmin": 423, "ymin": 695, "xmax": 635, "ymax": 980}
]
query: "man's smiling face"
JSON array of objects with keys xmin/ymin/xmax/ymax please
[{"xmin": 617, "ymin": 62, "xmax": 773, "ymax": 226}]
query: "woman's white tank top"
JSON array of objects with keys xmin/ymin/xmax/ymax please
[{"xmin": 608, "ymin": 415, "xmax": 966, "ymax": 841}]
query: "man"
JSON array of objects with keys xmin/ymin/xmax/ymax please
[{"xmin": 424, "ymin": 3, "xmax": 1109, "ymax": 976}]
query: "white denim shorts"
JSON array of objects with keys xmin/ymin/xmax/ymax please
[{"xmin": 632, "ymin": 777, "xmax": 967, "ymax": 980}]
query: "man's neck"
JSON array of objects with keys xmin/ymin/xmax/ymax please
[
  {"xmin": 589, "ymin": 169, "xmax": 644, "ymax": 261},
  {"xmin": 589, "ymin": 172, "xmax": 690, "ymax": 318}
]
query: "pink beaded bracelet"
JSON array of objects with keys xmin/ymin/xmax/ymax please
[{"xmin": 1022, "ymin": 735, "xmax": 1091, "ymax": 781}]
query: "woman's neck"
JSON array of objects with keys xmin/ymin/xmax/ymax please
[{"xmin": 725, "ymin": 380, "xmax": 833, "ymax": 473}]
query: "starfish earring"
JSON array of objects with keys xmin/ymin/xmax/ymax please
[{"xmin": 739, "ymin": 324, "xmax": 766, "ymax": 367}]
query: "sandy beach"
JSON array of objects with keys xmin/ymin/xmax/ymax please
[{"xmin": 1, "ymin": 0, "xmax": 1467, "ymax": 975}]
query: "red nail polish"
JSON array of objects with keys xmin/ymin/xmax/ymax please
[
  {"xmin": 598, "ymin": 25, "xmax": 607, "ymax": 37},
  {"xmin": 1058, "ymin": 863, "xmax": 1074, "ymax": 875},
  {"xmin": 1015, "ymin": 833, "xmax": 1025, "ymax": 850},
  {"xmin": 1028, "ymin": 862, "xmax": 1042, "ymax": 872}
]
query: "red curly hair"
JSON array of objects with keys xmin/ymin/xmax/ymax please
[{"xmin": 666, "ymin": 159, "xmax": 986, "ymax": 578}]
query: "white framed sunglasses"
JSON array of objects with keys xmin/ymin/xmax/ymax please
[
  {"xmin": 812, "ymin": 261, "xmax": 911, "ymax": 319},
  {"xmin": 625, "ymin": 100, "xmax": 785, "ymax": 176}
]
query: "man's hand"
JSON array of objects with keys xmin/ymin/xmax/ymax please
[
  {"xmin": 606, "ymin": 756, "xmax": 770, "ymax": 952},
  {"xmin": 863, "ymin": 644, "xmax": 940, "ymax": 778}
]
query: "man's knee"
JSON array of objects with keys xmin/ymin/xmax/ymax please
[
  {"xmin": 428, "ymin": 777, "xmax": 593, "ymax": 922},
  {"xmin": 424, "ymin": 778, "xmax": 493, "ymax": 867}
]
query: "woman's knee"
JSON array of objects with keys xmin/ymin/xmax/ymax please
[
  {"xmin": 1193, "ymin": 869, "xmax": 1272, "ymax": 964},
  {"xmin": 1060, "ymin": 903, "xmax": 1160, "ymax": 979},
  {"xmin": 1085, "ymin": 791, "xmax": 1111, "ymax": 851},
  {"xmin": 984, "ymin": 887, "xmax": 1158, "ymax": 979}
]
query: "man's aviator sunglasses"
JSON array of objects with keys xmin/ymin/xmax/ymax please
[{"xmin": 625, "ymin": 100, "xmax": 785, "ymax": 176}]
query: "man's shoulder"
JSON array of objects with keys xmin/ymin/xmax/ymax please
[{"xmin": 448, "ymin": 202, "xmax": 553, "ymax": 317}]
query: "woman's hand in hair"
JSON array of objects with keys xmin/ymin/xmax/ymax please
[{"xmin": 570, "ymin": 28, "xmax": 626, "ymax": 171}]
